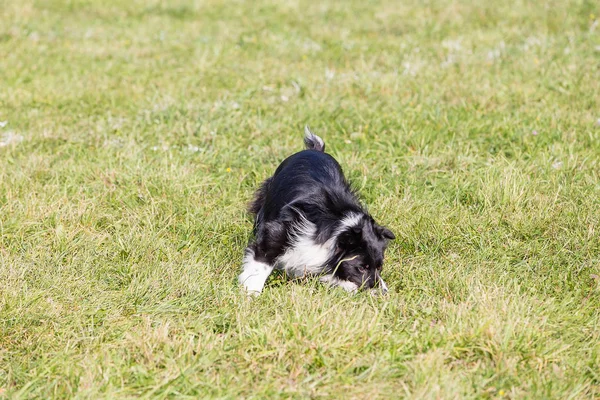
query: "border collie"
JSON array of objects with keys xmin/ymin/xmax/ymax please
[{"xmin": 239, "ymin": 127, "xmax": 395, "ymax": 295}]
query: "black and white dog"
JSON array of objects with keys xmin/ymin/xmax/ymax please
[{"xmin": 239, "ymin": 127, "xmax": 395, "ymax": 295}]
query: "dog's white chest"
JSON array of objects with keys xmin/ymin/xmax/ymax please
[{"xmin": 276, "ymin": 222, "xmax": 334, "ymax": 278}]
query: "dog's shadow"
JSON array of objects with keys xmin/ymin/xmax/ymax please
[
  {"xmin": 262, "ymin": 270, "xmax": 325, "ymax": 292},
  {"xmin": 265, "ymin": 269, "xmax": 297, "ymax": 288},
  {"xmin": 263, "ymin": 269, "xmax": 397, "ymax": 295},
  {"xmin": 234, "ymin": 266, "xmax": 317, "ymax": 293}
]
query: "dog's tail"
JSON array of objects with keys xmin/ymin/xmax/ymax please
[{"xmin": 304, "ymin": 126, "xmax": 325, "ymax": 152}]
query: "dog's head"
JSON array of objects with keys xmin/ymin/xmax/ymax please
[{"xmin": 332, "ymin": 214, "xmax": 395, "ymax": 293}]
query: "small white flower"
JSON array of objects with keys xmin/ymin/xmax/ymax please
[
  {"xmin": 0, "ymin": 121, "xmax": 7, "ymax": 128},
  {"xmin": 302, "ymin": 39, "xmax": 321, "ymax": 52},
  {"xmin": 231, "ymin": 102, "xmax": 240, "ymax": 110},
  {"xmin": 280, "ymin": 95, "xmax": 289, "ymax": 102},
  {"xmin": 325, "ymin": 68, "xmax": 335, "ymax": 80},
  {"xmin": 402, "ymin": 61, "xmax": 423, "ymax": 76},
  {"xmin": 552, "ymin": 161, "xmax": 563, "ymax": 170},
  {"xmin": 442, "ymin": 39, "xmax": 462, "ymax": 52},
  {"xmin": 487, "ymin": 49, "xmax": 501, "ymax": 61},
  {"xmin": 523, "ymin": 36, "xmax": 542, "ymax": 51},
  {"xmin": 104, "ymin": 138, "xmax": 124, "ymax": 148},
  {"xmin": 0, "ymin": 131, "xmax": 24, "ymax": 147}
]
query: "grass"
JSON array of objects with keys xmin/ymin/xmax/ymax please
[{"xmin": 1, "ymin": 0, "xmax": 600, "ymax": 398}]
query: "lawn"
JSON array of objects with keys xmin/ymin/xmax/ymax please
[{"xmin": 1, "ymin": 0, "xmax": 600, "ymax": 398}]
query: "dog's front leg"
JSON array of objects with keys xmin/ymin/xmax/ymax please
[{"xmin": 238, "ymin": 248, "xmax": 274, "ymax": 295}]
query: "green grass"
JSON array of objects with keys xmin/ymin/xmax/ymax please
[{"xmin": 1, "ymin": 0, "xmax": 600, "ymax": 398}]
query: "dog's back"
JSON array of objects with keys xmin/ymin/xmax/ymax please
[{"xmin": 250, "ymin": 128, "xmax": 359, "ymax": 226}]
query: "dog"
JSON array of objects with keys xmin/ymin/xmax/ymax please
[{"xmin": 239, "ymin": 127, "xmax": 395, "ymax": 295}]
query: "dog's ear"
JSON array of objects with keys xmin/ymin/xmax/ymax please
[{"xmin": 375, "ymin": 224, "xmax": 395, "ymax": 241}]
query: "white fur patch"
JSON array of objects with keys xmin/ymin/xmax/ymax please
[
  {"xmin": 239, "ymin": 251, "xmax": 274, "ymax": 295},
  {"xmin": 276, "ymin": 212, "xmax": 366, "ymax": 279},
  {"xmin": 276, "ymin": 219, "xmax": 335, "ymax": 278},
  {"xmin": 338, "ymin": 213, "xmax": 363, "ymax": 231},
  {"xmin": 319, "ymin": 274, "xmax": 359, "ymax": 292}
]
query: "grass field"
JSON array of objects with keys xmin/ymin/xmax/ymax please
[{"xmin": 1, "ymin": 0, "xmax": 600, "ymax": 398}]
